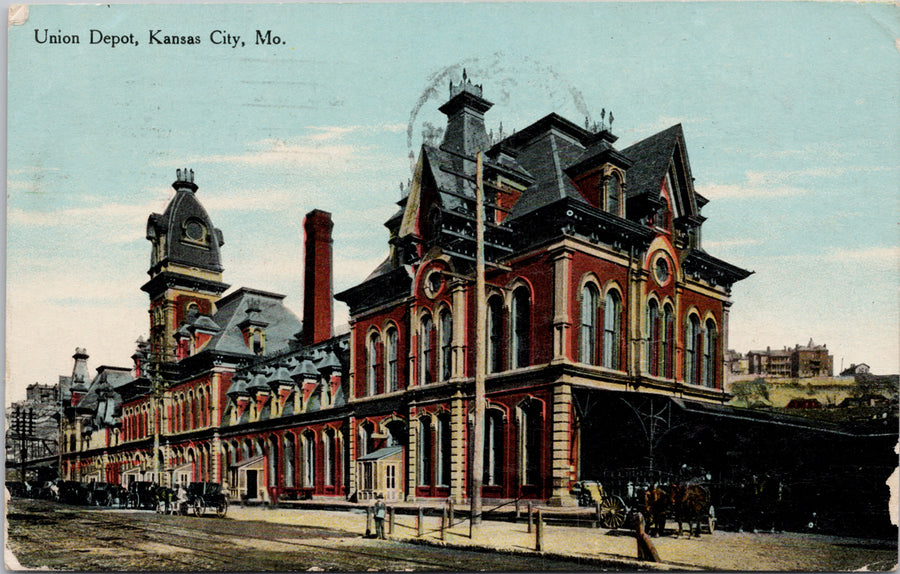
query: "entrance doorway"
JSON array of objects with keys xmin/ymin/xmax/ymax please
[{"xmin": 246, "ymin": 470, "xmax": 258, "ymax": 499}]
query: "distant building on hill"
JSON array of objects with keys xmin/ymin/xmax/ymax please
[
  {"xmin": 840, "ymin": 363, "xmax": 870, "ymax": 376},
  {"xmin": 745, "ymin": 339, "xmax": 833, "ymax": 378}
]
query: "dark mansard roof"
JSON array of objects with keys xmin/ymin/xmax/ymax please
[
  {"xmin": 146, "ymin": 175, "xmax": 225, "ymax": 275},
  {"xmin": 340, "ymin": 84, "xmax": 752, "ymax": 313},
  {"xmin": 201, "ymin": 287, "xmax": 303, "ymax": 358}
]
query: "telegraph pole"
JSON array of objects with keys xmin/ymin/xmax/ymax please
[
  {"xmin": 151, "ymin": 355, "xmax": 163, "ymax": 485},
  {"xmin": 470, "ymin": 151, "xmax": 486, "ymax": 529}
]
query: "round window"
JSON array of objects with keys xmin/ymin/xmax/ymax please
[
  {"xmin": 424, "ymin": 269, "xmax": 444, "ymax": 299},
  {"xmin": 185, "ymin": 220, "xmax": 205, "ymax": 241},
  {"xmin": 654, "ymin": 256, "xmax": 670, "ymax": 285}
]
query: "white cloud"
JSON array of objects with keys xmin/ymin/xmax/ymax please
[
  {"xmin": 7, "ymin": 201, "xmax": 154, "ymax": 229},
  {"xmin": 306, "ymin": 123, "xmax": 405, "ymax": 142}
]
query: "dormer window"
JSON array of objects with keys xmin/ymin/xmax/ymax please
[
  {"xmin": 251, "ymin": 329, "xmax": 265, "ymax": 355},
  {"xmin": 605, "ymin": 173, "xmax": 622, "ymax": 217}
]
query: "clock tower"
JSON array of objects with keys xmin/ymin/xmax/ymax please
[{"xmin": 142, "ymin": 169, "xmax": 230, "ymax": 374}]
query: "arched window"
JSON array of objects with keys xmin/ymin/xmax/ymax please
[
  {"xmin": 385, "ymin": 327, "xmax": 398, "ymax": 392},
  {"xmin": 323, "ymin": 428, "xmax": 336, "ymax": 487},
  {"xmin": 663, "ymin": 304, "xmax": 675, "ymax": 378},
  {"xmin": 386, "ymin": 420, "xmax": 407, "ymax": 447},
  {"xmin": 484, "ymin": 409, "xmax": 504, "ymax": 487},
  {"xmin": 602, "ymin": 291, "xmax": 622, "ymax": 370},
  {"xmin": 366, "ymin": 332, "xmax": 381, "ymax": 396},
  {"xmin": 580, "ymin": 284, "xmax": 599, "ymax": 364},
  {"xmin": 437, "ymin": 413, "xmax": 451, "ymax": 487},
  {"xmin": 511, "ymin": 287, "xmax": 531, "ymax": 369},
  {"xmin": 191, "ymin": 392, "xmax": 199, "ymax": 429},
  {"xmin": 685, "ymin": 314, "xmax": 701, "ymax": 385},
  {"xmin": 704, "ymin": 319, "xmax": 718, "ymax": 388},
  {"xmin": 302, "ymin": 431, "xmax": 316, "ymax": 488},
  {"xmin": 647, "ymin": 299, "xmax": 661, "ymax": 376},
  {"xmin": 358, "ymin": 421, "xmax": 374, "ymax": 458},
  {"xmin": 420, "ymin": 314, "xmax": 434, "ymax": 384},
  {"xmin": 439, "ymin": 310, "xmax": 453, "ymax": 381},
  {"xmin": 418, "ymin": 416, "xmax": 433, "ymax": 486},
  {"xmin": 487, "ymin": 296, "xmax": 504, "ymax": 373},
  {"xmin": 267, "ymin": 437, "xmax": 278, "ymax": 488},
  {"xmin": 283, "ymin": 434, "xmax": 295, "ymax": 488},
  {"xmin": 606, "ymin": 173, "xmax": 621, "ymax": 216},
  {"xmin": 518, "ymin": 401, "xmax": 542, "ymax": 486}
]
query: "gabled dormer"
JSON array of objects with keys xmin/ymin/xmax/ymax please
[
  {"xmin": 238, "ymin": 297, "xmax": 268, "ymax": 356},
  {"xmin": 565, "ymin": 129, "xmax": 634, "ymax": 218},
  {"xmin": 621, "ymin": 124, "xmax": 705, "ymax": 244}
]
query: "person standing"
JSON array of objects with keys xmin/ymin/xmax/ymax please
[
  {"xmin": 373, "ymin": 495, "xmax": 387, "ymax": 540},
  {"xmin": 635, "ymin": 511, "xmax": 660, "ymax": 562}
]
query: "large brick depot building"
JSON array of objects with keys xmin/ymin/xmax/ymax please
[{"xmin": 59, "ymin": 77, "xmax": 753, "ymax": 506}]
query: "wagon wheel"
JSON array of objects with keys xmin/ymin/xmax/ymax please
[
  {"xmin": 600, "ymin": 495, "xmax": 628, "ymax": 529},
  {"xmin": 215, "ymin": 499, "xmax": 228, "ymax": 518},
  {"xmin": 192, "ymin": 499, "xmax": 204, "ymax": 517}
]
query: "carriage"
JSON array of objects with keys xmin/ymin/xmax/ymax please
[
  {"xmin": 572, "ymin": 472, "xmax": 716, "ymax": 536},
  {"xmin": 125, "ymin": 481, "xmax": 158, "ymax": 510},
  {"xmin": 184, "ymin": 482, "xmax": 228, "ymax": 518},
  {"xmin": 569, "ymin": 480, "xmax": 629, "ymax": 529}
]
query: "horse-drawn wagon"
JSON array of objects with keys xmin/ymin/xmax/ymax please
[
  {"xmin": 572, "ymin": 469, "xmax": 716, "ymax": 537},
  {"xmin": 185, "ymin": 481, "xmax": 228, "ymax": 518}
]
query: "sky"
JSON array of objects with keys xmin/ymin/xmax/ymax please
[{"xmin": 6, "ymin": 2, "xmax": 899, "ymax": 404}]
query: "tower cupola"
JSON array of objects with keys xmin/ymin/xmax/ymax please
[
  {"xmin": 142, "ymin": 170, "xmax": 230, "ymax": 371},
  {"xmin": 438, "ymin": 70, "xmax": 493, "ymax": 157}
]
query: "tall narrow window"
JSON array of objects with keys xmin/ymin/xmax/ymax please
[
  {"xmin": 366, "ymin": 332, "xmax": 380, "ymax": 396},
  {"xmin": 437, "ymin": 414, "xmax": 451, "ymax": 487},
  {"xmin": 358, "ymin": 423, "xmax": 373, "ymax": 458},
  {"xmin": 283, "ymin": 434, "xmax": 295, "ymax": 488},
  {"xmin": 385, "ymin": 328, "xmax": 398, "ymax": 392},
  {"xmin": 602, "ymin": 291, "xmax": 622, "ymax": 370},
  {"xmin": 484, "ymin": 410, "xmax": 504, "ymax": 486},
  {"xmin": 704, "ymin": 319, "xmax": 718, "ymax": 388},
  {"xmin": 511, "ymin": 288, "xmax": 531, "ymax": 369},
  {"xmin": 663, "ymin": 305, "xmax": 675, "ymax": 378},
  {"xmin": 420, "ymin": 315, "xmax": 434, "ymax": 384},
  {"xmin": 267, "ymin": 437, "xmax": 278, "ymax": 488},
  {"xmin": 439, "ymin": 310, "xmax": 452, "ymax": 381},
  {"xmin": 647, "ymin": 300, "xmax": 660, "ymax": 376},
  {"xmin": 606, "ymin": 174, "xmax": 621, "ymax": 216},
  {"xmin": 418, "ymin": 417, "xmax": 433, "ymax": 486},
  {"xmin": 302, "ymin": 431, "xmax": 316, "ymax": 488},
  {"xmin": 685, "ymin": 315, "xmax": 701, "ymax": 385},
  {"xmin": 519, "ymin": 402, "xmax": 542, "ymax": 486},
  {"xmin": 580, "ymin": 284, "xmax": 598, "ymax": 364},
  {"xmin": 323, "ymin": 429, "xmax": 334, "ymax": 487},
  {"xmin": 487, "ymin": 297, "xmax": 504, "ymax": 373}
]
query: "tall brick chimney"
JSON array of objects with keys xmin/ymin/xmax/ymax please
[{"xmin": 302, "ymin": 209, "xmax": 334, "ymax": 346}]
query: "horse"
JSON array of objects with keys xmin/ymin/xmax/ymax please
[
  {"xmin": 669, "ymin": 483, "xmax": 711, "ymax": 538},
  {"xmin": 643, "ymin": 486, "xmax": 669, "ymax": 537}
]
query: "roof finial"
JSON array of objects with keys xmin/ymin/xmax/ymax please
[
  {"xmin": 463, "ymin": 68, "xmax": 468, "ymax": 82},
  {"xmin": 609, "ymin": 111, "xmax": 614, "ymax": 129}
]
